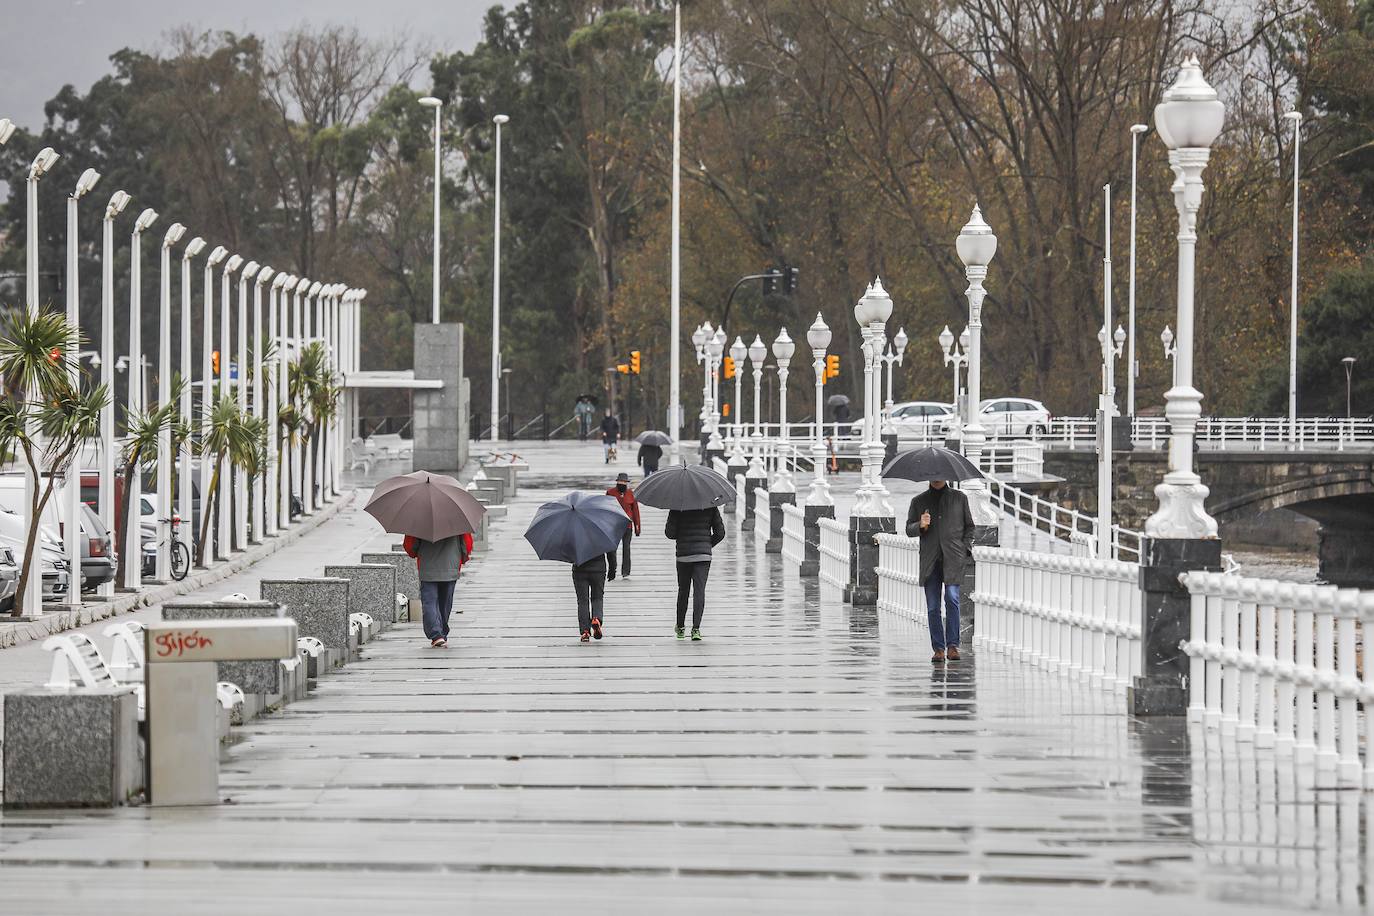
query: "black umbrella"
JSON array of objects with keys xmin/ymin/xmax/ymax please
[
  {"xmin": 524, "ymin": 492, "xmax": 629, "ymax": 565},
  {"xmin": 826, "ymin": 394, "xmax": 850, "ymax": 408},
  {"xmin": 633, "ymin": 462, "xmax": 736, "ymax": 510},
  {"xmin": 634, "ymin": 430, "xmax": 673, "ymax": 446},
  {"xmin": 881, "ymin": 446, "xmax": 984, "ymax": 483}
]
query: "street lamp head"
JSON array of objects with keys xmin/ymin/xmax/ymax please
[
  {"xmin": 894, "ymin": 327, "xmax": 908, "ymax": 356},
  {"xmin": 806, "ymin": 313, "xmax": 831, "ymax": 353},
  {"xmin": 1343, "ymin": 356, "xmax": 1356, "ymax": 365},
  {"xmin": 241, "ymin": 260, "xmax": 261, "ymax": 280},
  {"xmin": 28, "ymin": 147, "xmax": 59, "ymax": 180},
  {"xmin": 956, "ymin": 204, "xmax": 997, "ymax": 267},
  {"xmin": 418, "ymin": 96, "xmax": 442, "ymax": 108},
  {"xmin": 207, "ymin": 246, "xmax": 228, "ymax": 267},
  {"xmin": 224, "ymin": 253, "xmax": 243, "ymax": 273},
  {"xmin": 308, "ymin": 281, "xmax": 323, "ymax": 297},
  {"xmin": 1283, "ymin": 110, "xmax": 1303, "ymax": 123},
  {"xmin": 1131, "ymin": 123, "xmax": 1150, "ymax": 135},
  {"xmin": 295, "ymin": 277, "xmax": 311, "ymax": 292},
  {"xmin": 959, "ymin": 327, "xmax": 970, "ymax": 351},
  {"xmin": 691, "ymin": 325, "xmax": 707, "ymax": 350},
  {"xmin": 1114, "ymin": 324, "xmax": 1127, "ymax": 347},
  {"xmin": 73, "ymin": 168, "xmax": 101, "ymax": 198},
  {"xmin": 162, "ymin": 223, "xmax": 186, "ymax": 247},
  {"xmin": 105, "ymin": 190, "xmax": 131, "ymax": 219},
  {"xmin": 1161, "ymin": 325, "xmax": 1174, "ymax": 349},
  {"xmin": 0, "ymin": 119, "xmax": 15, "ymax": 145},
  {"xmin": 771, "ymin": 328, "xmax": 795, "ymax": 362},
  {"xmin": 730, "ymin": 336, "xmax": 747, "ymax": 364},
  {"xmin": 711, "ymin": 327, "xmax": 726, "ymax": 357},
  {"xmin": 1153, "ymin": 53, "xmax": 1225, "ymax": 150},
  {"xmin": 257, "ymin": 266, "xmax": 274, "ymax": 285},
  {"xmin": 939, "ymin": 325, "xmax": 955, "ymax": 353},
  {"xmin": 493, "ymin": 114, "xmax": 510, "ymax": 125},
  {"xmin": 862, "ymin": 277, "xmax": 893, "ymax": 326},
  {"xmin": 183, "ymin": 237, "xmax": 206, "ymax": 259},
  {"xmin": 87, "ymin": 353, "xmax": 101, "ymax": 369},
  {"xmin": 133, "ymin": 207, "xmax": 158, "ymax": 232},
  {"xmin": 748, "ymin": 334, "xmax": 767, "ymax": 367},
  {"xmin": 271, "ymin": 272, "xmax": 288, "ymax": 290}
]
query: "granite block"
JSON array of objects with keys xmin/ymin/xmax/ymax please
[
  {"xmin": 259, "ymin": 578, "xmax": 351, "ymax": 655},
  {"xmin": 361, "ymin": 552, "xmax": 419, "ymax": 620},
  {"xmin": 766, "ymin": 491, "xmax": 796, "ymax": 554},
  {"xmin": 161, "ymin": 601, "xmax": 286, "ymax": 694},
  {"xmin": 3, "ymin": 687, "xmax": 142, "ymax": 808},
  {"xmin": 800, "ymin": 504, "xmax": 834, "ymax": 577},
  {"xmin": 1129, "ymin": 537, "xmax": 1224, "ymax": 717},
  {"xmin": 323, "ymin": 565, "xmax": 397, "ymax": 635},
  {"xmin": 847, "ymin": 515, "xmax": 895, "ymax": 607}
]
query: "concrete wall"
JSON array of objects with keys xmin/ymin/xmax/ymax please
[{"xmin": 413, "ymin": 323, "xmax": 468, "ymax": 473}]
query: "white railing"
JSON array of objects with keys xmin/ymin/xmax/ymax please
[
  {"xmin": 1179, "ymin": 573, "xmax": 1374, "ymax": 785},
  {"xmin": 875, "ymin": 533, "xmax": 927, "ymax": 625},
  {"xmin": 735, "ymin": 475, "xmax": 747, "ymax": 518},
  {"xmin": 781, "ymin": 503, "xmax": 806, "ymax": 566},
  {"xmin": 1007, "ymin": 415, "xmax": 1374, "ymax": 452},
  {"xmin": 818, "ymin": 517, "xmax": 849, "ymax": 590},
  {"xmin": 752, "ymin": 485, "xmax": 771, "ymax": 544},
  {"xmin": 972, "ymin": 547, "xmax": 1143, "ymax": 692},
  {"xmin": 978, "ymin": 441, "xmax": 1045, "ymax": 479},
  {"xmin": 986, "ymin": 478, "xmax": 1143, "ymax": 562}
]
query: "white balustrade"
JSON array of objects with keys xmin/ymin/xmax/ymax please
[
  {"xmin": 986, "ymin": 478, "xmax": 1143, "ymax": 562},
  {"xmin": 752, "ymin": 486, "xmax": 771, "ymax": 545},
  {"xmin": 781, "ymin": 503, "xmax": 806, "ymax": 566},
  {"xmin": 817, "ymin": 517, "xmax": 849, "ymax": 590},
  {"xmin": 1179, "ymin": 573, "xmax": 1374, "ymax": 786},
  {"xmin": 875, "ymin": 533, "xmax": 926, "ymax": 624},
  {"xmin": 972, "ymin": 547, "xmax": 1142, "ymax": 692},
  {"xmin": 1005, "ymin": 415, "xmax": 1374, "ymax": 452}
]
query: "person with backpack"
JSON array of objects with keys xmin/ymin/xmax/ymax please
[{"xmin": 403, "ymin": 531, "xmax": 474, "ymax": 648}]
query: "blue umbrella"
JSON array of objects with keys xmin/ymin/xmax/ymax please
[{"xmin": 523, "ymin": 492, "xmax": 629, "ymax": 565}]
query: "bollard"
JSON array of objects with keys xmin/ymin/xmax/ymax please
[{"xmin": 144, "ymin": 618, "xmax": 298, "ymax": 806}]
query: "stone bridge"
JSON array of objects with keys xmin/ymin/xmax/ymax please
[{"xmin": 1044, "ymin": 450, "xmax": 1374, "ymax": 587}]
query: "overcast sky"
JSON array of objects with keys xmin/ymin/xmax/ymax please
[{"xmin": 0, "ymin": 0, "xmax": 495, "ymax": 131}]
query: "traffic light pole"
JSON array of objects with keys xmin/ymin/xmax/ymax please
[{"xmin": 719, "ymin": 266, "xmax": 797, "ymax": 331}]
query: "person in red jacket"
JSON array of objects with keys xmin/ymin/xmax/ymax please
[
  {"xmin": 402, "ymin": 531, "xmax": 475, "ymax": 647},
  {"xmin": 604, "ymin": 472, "xmax": 641, "ymax": 581}
]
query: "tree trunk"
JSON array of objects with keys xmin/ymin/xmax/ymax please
[
  {"xmin": 195, "ymin": 457, "xmax": 223, "ymax": 567},
  {"xmin": 10, "ymin": 470, "xmax": 56, "ymax": 617},
  {"xmin": 113, "ymin": 450, "xmax": 142, "ymax": 588}
]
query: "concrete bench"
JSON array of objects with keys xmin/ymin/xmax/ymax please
[
  {"xmin": 42, "ymin": 632, "xmax": 147, "ymax": 722},
  {"xmin": 3, "ymin": 686, "xmax": 143, "ymax": 809},
  {"xmin": 161, "ymin": 601, "xmax": 289, "ymax": 717},
  {"xmin": 259, "ymin": 578, "xmax": 351, "ymax": 673},
  {"xmin": 323, "ymin": 564, "xmax": 397, "ymax": 635},
  {"xmin": 102, "ymin": 621, "xmax": 146, "ymax": 682}
]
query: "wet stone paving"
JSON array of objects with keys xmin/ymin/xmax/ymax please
[{"xmin": 0, "ymin": 441, "xmax": 1368, "ymax": 913}]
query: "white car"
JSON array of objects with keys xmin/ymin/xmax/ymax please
[
  {"xmin": 977, "ymin": 397, "xmax": 1052, "ymax": 437},
  {"xmin": 848, "ymin": 401, "xmax": 955, "ymax": 439}
]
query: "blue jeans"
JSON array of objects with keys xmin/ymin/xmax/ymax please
[
  {"xmin": 421, "ymin": 580, "xmax": 457, "ymax": 641},
  {"xmin": 923, "ymin": 560, "xmax": 960, "ymax": 651}
]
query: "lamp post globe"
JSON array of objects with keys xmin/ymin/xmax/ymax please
[{"xmin": 805, "ymin": 313, "xmax": 832, "ymax": 507}]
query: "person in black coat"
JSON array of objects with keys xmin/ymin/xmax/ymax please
[
  {"xmin": 599, "ymin": 409, "xmax": 621, "ymax": 463},
  {"xmin": 637, "ymin": 442, "xmax": 662, "ymax": 476},
  {"xmin": 905, "ymin": 481, "xmax": 975, "ymax": 662},
  {"xmin": 664, "ymin": 507, "xmax": 725, "ymax": 640}
]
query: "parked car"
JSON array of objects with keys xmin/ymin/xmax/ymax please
[
  {"xmin": 976, "ymin": 397, "xmax": 1052, "ymax": 437},
  {"xmin": 847, "ymin": 401, "xmax": 956, "ymax": 439},
  {"xmin": 0, "ymin": 544, "xmax": 18, "ymax": 610},
  {"xmin": 78, "ymin": 503, "xmax": 116, "ymax": 591},
  {"xmin": 0, "ymin": 512, "xmax": 72, "ymax": 606},
  {"xmin": 80, "ymin": 465, "xmax": 202, "ymax": 536}
]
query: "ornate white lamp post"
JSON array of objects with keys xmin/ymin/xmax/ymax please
[
  {"xmin": 728, "ymin": 336, "xmax": 748, "ymax": 471},
  {"xmin": 880, "ymin": 327, "xmax": 908, "ymax": 428},
  {"xmin": 805, "ymin": 314, "xmax": 833, "ymax": 508},
  {"xmin": 746, "ymin": 335, "xmax": 768, "ymax": 479},
  {"xmin": 155, "ymin": 222, "xmax": 185, "ymax": 581},
  {"xmin": 955, "ymin": 205, "xmax": 999, "ymax": 525},
  {"xmin": 1144, "ymin": 54, "xmax": 1223, "ymax": 540},
  {"xmin": 771, "ymin": 328, "xmax": 795, "ymax": 493},
  {"xmin": 691, "ymin": 322, "xmax": 708, "ymax": 427},
  {"xmin": 234, "ymin": 261, "xmax": 260, "ymax": 549},
  {"xmin": 852, "ymin": 279, "xmax": 893, "ymax": 518},
  {"xmin": 709, "ymin": 327, "xmax": 726, "ymax": 457},
  {"xmin": 1128, "ymin": 123, "xmax": 1149, "ymax": 417},
  {"xmin": 939, "ymin": 325, "xmax": 969, "ymax": 433}
]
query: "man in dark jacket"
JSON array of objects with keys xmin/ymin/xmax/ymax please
[
  {"xmin": 637, "ymin": 442, "xmax": 662, "ymax": 476},
  {"xmin": 403, "ymin": 532, "xmax": 474, "ymax": 648},
  {"xmin": 665, "ymin": 506, "xmax": 726, "ymax": 640},
  {"xmin": 604, "ymin": 472, "xmax": 641, "ymax": 580},
  {"xmin": 905, "ymin": 481, "xmax": 975, "ymax": 662},
  {"xmin": 599, "ymin": 409, "xmax": 621, "ymax": 463}
]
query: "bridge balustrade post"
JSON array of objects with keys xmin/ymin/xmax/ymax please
[{"xmin": 1129, "ymin": 537, "xmax": 1222, "ymax": 716}]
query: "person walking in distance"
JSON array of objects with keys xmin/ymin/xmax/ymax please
[
  {"xmin": 604, "ymin": 472, "xmax": 640, "ymax": 581},
  {"xmin": 403, "ymin": 531, "xmax": 474, "ymax": 648},
  {"xmin": 575, "ymin": 395, "xmax": 595, "ymax": 442},
  {"xmin": 905, "ymin": 480, "xmax": 974, "ymax": 662},
  {"xmin": 665, "ymin": 504, "xmax": 725, "ymax": 641},
  {"xmin": 637, "ymin": 441, "xmax": 662, "ymax": 476},
  {"xmin": 571, "ymin": 551, "xmax": 607, "ymax": 643},
  {"xmin": 600, "ymin": 408, "xmax": 621, "ymax": 463}
]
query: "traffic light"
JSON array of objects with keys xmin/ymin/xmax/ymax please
[
  {"xmin": 212, "ymin": 350, "xmax": 220, "ymax": 375},
  {"xmin": 825, "ymin": 354, "xmax": 839, "ymax": 380},
  {"xmin": 762, "ymin": 267, "xmax": 782, "ymax": 296},
  {"xmin": 722, "ymin": 403, "xmax": 731, "ymax": 417},
  {"xmin": 723, "ymin": 356, "xmax": 736, "ymax": 379},
  {"xmin": 616, "ymin": 363, "xmax": 629, "ymax": 375},
  {"xmin": 630, "ymin": 350, "xmax": 641, "ymax": 374},
  {"xmin": 783, "ymin": 266, "xmax": 800, "ymax": 294}
]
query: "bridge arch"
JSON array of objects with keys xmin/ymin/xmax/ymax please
[{"xmin": 1208, "ymin": 468, "xmax": 1374, "ymax": 523}]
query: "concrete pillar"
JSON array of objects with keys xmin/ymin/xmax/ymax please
[
  {"xmin": 959, "ymin": 525, "xmax": 1000, "ymax": 641},
  {"xmin": 765, "ymin": 491, "xmax": 795, "ymax": 554},
  {"xmin": 846, "ymin": 515, "xmax": 894, "ymax": 607},
  {"xmin": 742, "ymin": 476, "xmax": 764, "ymax": 531},
  {"xmin": 799, "ymin": 504, "xmax": 834, "ymax": 577},
  {"xmin": 1128, "ymin": 537, "xmax": 1222, "ymax": 716},
  {"xmin": 413, "ymin": 323, "xmax": 467, "ymax": 474}
]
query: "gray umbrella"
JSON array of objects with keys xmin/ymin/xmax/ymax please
[
  {"xmin": 364, "ymin": 471, "xmax": 486, "ymax": 540},
  {"xmin": 523, "ymin": 492, "xmax": 629, "ymax": 565},
  {"xmin": 881, "ymin": 446, "xmax": 984, "ymax": 483},
  {"xmin": 633, "ymin": 462, "xmax": 736, "ymax": 510},
  {"xmin": 826, "ymin": 394, "xmax": 850, "ymax": 408},
  {"xmin": 633, "ymin": 430, "xmax": 674, "ymax": 446}
]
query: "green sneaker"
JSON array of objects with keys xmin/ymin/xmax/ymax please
[
  {"xmin": 675, "ymin": 626, "xmax": 686, "ymax": 639},
  {"xmin": 691, "ymin": 628, "xmax": 703, "ymax": 641}
]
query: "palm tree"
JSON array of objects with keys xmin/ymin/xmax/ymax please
[
  {"xmin": 0, "ymin": 310, "xmax": 109, "ymax": 614},
  {"xmin": 114, "ymin": 378, "xmax": 186, "ymax": 587},
  {"xmin": 195, "ymin": 395, "xmax": 266, "ymax": 567}
]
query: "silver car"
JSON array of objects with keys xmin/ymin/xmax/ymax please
[
  {"xmin": 0, "ymin": 512, "xmax": 71, "ymax": 606},
  {"xmin": 0, "ymin": 544, "xmax": 17, "ymax": 610}
]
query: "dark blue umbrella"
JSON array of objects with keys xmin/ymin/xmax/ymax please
[{"xmin": 523, "ymin": 492, "xmax": 629, "ymax": 565}]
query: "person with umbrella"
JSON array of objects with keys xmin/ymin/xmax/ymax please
[
  {"xmin": 599, "ymin": 407, "xmax": 621, "ymax": 463},
  {"xmin": 634, "ymin": 463, "xmax": 734, "ymax": 641},
  {"xmin": 885, "ymin": 447, "xmax": 980, "ymax": 663},
  {"xmin": 634, "ymin": 430, "xmax": 672, "ymax": 476},
  {"xmin": 604, "ymin": 472, "xmax": 640, "ymax": 580},
  {"xmin": 524, "ymin": 491, "xmax": 631, "ymax": 642},
  {"xmin": 364, "ymin": 471, "xmax": 486, "ymax": 649}
]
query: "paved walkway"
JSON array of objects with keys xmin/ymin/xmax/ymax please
[{"xmin": 0, "ymin": 441, "xmax": 1364, "ymax": 913}]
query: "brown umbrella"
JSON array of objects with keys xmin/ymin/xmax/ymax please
[{"xmin": 363, "ymin": 471, "xmax": 487, "ymax": 541}]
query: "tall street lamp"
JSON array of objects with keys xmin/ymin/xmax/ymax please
[
  {"xmin": 266, "ymin": 272, "xmax": 288, "ymax": 536},
  {"xmin": 955, "ymin": 205, "xmax": 999, "ymax": 525},
  {"xmin": 1285, "ymin": 110, "xmax": 1303, "ymax": 442},
  {"xmin": 728, "ymin": 335, "xmax": 748, "ymax": 472},
  {"xmin": 852, "ymin": 279, "xmax": 893, "ymax": 518},
  {"xmin": 771, "ymin": 328, "xmax": 795, "ymax": 493},
  {"xmin": 251, "ymin": 266, "xmax": 274, "ymax": 541},
  {"xmin": 64, "ymin": 168, "xmax": 100, "ymax": 594},
  {"xmin": 669, "ymin": 0, "xmax": 682, "ymax": 465},
  {"xmin": 235, "ymin": 261, "xmax": 260, "ymax": 548},
  {"xmin": 418, "ymin": 96, "xmax": 443, "ymax": 324},
  {"xmin": 1343, "ymin": 357, "xmax": 1356, "ymax": 419},
  {"xmin": 805, "ymin": 313, "xmax": 833, "ymax": 508},
  {"xmin": 155, "ymin": 222, "xmax": 186, "ymax": 582},
  {"xmin": 123, "ymin": 207, "xmax": 159, "ymax": 590},
  {"xmin": 198, "ymin": 245, "xmax": 227, "ymax": 566},
  {"xmin": 1097, "ymin": 182, "xmax": 1118, "ymax": 558},
  {"xmin": 1145, "ymin": 53, "xmax": 1224, "ymax": 540},
  {"xmin": 97, "ymin": 190, "xmax": 131, "ymax": 595},
  {"xmin": 746, "ymin": 334, "xmax": 768, "ymax": 481},
  {"xmin": 490, "ymin": 112, "xmax": 510, "ymax": 443},
  {"xmin": 305, "ymin": 280, "xmax": 323, "ymax": 512},
  {"xmin": 1128, "ymin": 123, "xmax": 1149, "ymax": 416},
  {"xmin": 179, "ymin": 236, "xmax": 206, "ymax": 557},
  {"xmin": 881, "ymin": 327, "xmax": 908, "ymax": 421},
  {"xmin": 939, "ymin": 325, "xmax": 969, "ymax": 433},
  {"xmin": 216, "ymin": 253, "xmax": 242, "ymax": 559}
]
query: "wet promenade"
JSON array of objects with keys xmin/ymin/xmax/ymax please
[{"xmin": 0, "ymin": 441, "xmax": 1365, "ymax": 913}]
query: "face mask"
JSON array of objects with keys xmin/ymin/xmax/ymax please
[{"xmin": 616, "ymin": 484, "xmax": 627, "ymax": 494}]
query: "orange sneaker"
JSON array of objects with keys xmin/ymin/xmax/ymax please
[
  {"xmin": 580, "ymin": 631, "xmax": 591, "ymax": 643},
  {"xmin": 591, "ymin": 618, "xmax": 603, "ymax": 640}
]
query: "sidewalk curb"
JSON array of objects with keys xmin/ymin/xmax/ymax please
[{"xmin": 0, "ymin": 491, "xmax": 358, "ymax": 651}]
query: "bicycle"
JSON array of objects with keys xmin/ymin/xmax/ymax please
[{"xmin": 152, "ymin": 515, "xmax": 191, "ymax": 582}]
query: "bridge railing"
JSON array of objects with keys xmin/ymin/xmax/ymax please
[
  {"xmin": 986, "ymin": 478, "xmax": 1143, "ymax": 563},
  {"xmin": 818, "ymin": 517, "xmax": 850, "ymax": 590},
  {"xmin": 1179, "ymin": 573, "xmax": 1374, "ymax": 786},
  {"xmin": 971, "ymin": 547, "xmax": 1143, "ymax": 693},
  {"xmin": 781, "ymin": 503, "xmax": 806, "ymax": 566},
  {"xmin": 1004, "ymin": 415, "xmax": 1374, "ymax": 451}
]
